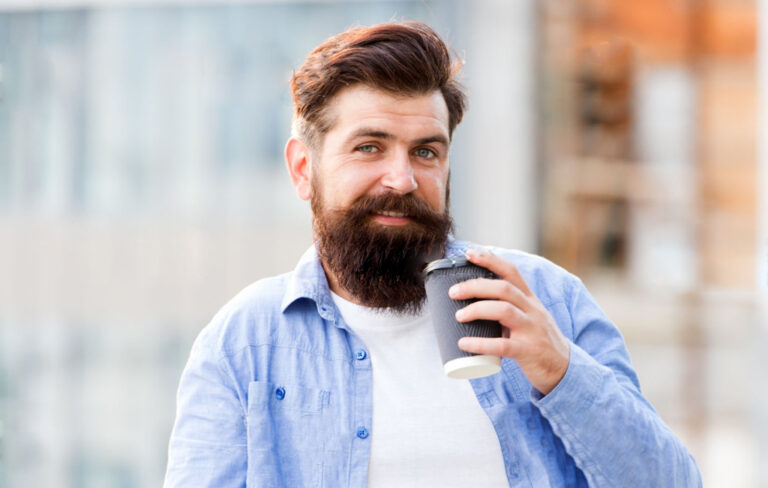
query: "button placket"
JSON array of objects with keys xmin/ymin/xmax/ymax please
[{"xmin": 347, "ymin": 334, "xmax": 373, "ymax": 488}]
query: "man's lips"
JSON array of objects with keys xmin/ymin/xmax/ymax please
[{"xmin": 372, "ymin": 211, "xmax": 412, "ymax": 226}]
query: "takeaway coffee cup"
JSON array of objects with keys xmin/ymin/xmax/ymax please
[{"xmin": 424, "ymin": 256, "xmax": 502, "ymax": 379}]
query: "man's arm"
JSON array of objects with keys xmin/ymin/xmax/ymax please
[
  {"xmin": 453, "ymin": 248, "xmax": 702, "ymax": 487},
  {"xmin": 164, "ymin": 327, "xmax": 247, "ymax": 488}
]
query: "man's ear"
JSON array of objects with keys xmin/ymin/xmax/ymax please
[{"xmin": 285, "ymin": 137, "xmax": 312, "ymax": 201}]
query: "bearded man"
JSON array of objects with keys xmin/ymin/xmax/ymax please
[{"xmin": 164, "ymin": 22, "xmax": 701, "ymax": 488}]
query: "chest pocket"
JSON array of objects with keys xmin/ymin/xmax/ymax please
[
  {"xmin": 247, "ymin": 380, "xmax": 331, "ymax": 443},
  {"xmin": 249, "ymin": 380, "xmax": 329, "ymax": 413},
  {"xmin": 246, "ymin": 381, "xmax": 331, "ymax": 488}
]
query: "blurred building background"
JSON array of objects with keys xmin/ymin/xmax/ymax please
[{"xmin": 0, "ymin": 0, "xmax": 764, "ymax": 487}]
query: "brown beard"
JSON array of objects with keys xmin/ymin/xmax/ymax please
[{"xmin": 312, "ymin": 189, "xmax": 453, "ymax": 314}]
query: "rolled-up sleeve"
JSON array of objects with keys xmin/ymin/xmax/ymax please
[{"xmin": 532, "ymin": 277, "xmax": 702, "ymax": 487}]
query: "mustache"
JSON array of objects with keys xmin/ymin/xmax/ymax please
[{"xmin": 345, "ymin": 192, "xmax": 447, "ymax": 225}]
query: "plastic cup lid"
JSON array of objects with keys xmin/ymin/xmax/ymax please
[{"xmin": 423, "ymin": 256, "xmax": 470, "ymax": 275}]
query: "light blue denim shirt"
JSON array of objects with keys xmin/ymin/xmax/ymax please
[{"xmin": 164, "ymin": 240, "xmax": 701, "ymax": 487}]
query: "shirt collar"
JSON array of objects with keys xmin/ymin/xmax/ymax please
[
  {"xmin": 280, "ymin": 243, "xmax": 332, "ymax": 314},
  {"xmin": 280, "ymin": 236, "xmax": 469, "ymax": 315}
]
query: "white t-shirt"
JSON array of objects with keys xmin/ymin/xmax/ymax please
[{"xmin": 331, "ymin": 292, "xmax": 509, "ymax": 487}]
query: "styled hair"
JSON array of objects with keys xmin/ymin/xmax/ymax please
[{"xmin": 290, "ymin": 21, "xmax": 467, "ymax": 149}]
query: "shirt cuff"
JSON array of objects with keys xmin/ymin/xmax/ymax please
[{"xmin": 530, "ymin": 343, "xmax": 608, "ymax": 417}]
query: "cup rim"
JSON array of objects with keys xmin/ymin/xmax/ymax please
[{"xmin": 423, "ymin": 256, "xmax": 471, "ymax": 275}]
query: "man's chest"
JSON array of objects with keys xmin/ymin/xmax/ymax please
[{"xmin": 349, "ymin": 317, "xmax": 509, "ymax": 487}]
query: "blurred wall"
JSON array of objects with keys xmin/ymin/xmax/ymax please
[
  {"xmin": 537, "ymin": 1, "xmax": 764, "ymax": 487},
  {"xmin": 758, "ymin": 0, "xmax": 768, "ymax": 486}
]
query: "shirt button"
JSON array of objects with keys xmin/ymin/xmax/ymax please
[
  {"xmin": 356, "ymin": 427, "xmax": 369, "ymax": 439},
  {"xmin": 275, "ymin": 387, "xmax": 286, "ymax": 400},
  {"xmin": 355, "ymin": 349, "xmax": 368, "ymax": 361}
]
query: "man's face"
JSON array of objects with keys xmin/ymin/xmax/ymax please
[
  {"xmin": 308, "ymin": 85, "xmax": 454, "ymax": 313},
  {"xmin": 311, "ymin": 84, "xmax": 451, "ymax": 220}
]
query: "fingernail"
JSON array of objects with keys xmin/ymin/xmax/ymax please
[
  {"xmin": 449, "ymin": 285, "xmax": 459, "ymax": 298},
  {"xmin": 455, "ymin": 309, "xmax": 466, "ymax": 321}
]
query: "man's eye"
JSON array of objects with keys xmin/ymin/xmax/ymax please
[
  {"xmin": 357, "ymin": 144, "xmax": 378, "ymax": 153},
  {"xmin": 415, "ymin": 147, "xmax": 436, "ymax": 158}
]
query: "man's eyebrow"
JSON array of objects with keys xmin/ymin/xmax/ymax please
[
  {"xmin": 346, "ymin": 128, "xmax": 449, "ymax": 146},
  {"xmin": 413, "ymin": 135, "xmax": 449, "ymax": 146},
  {"xmin": 347, "ymin": 128, "xmax": 394, "ymax": 141}
]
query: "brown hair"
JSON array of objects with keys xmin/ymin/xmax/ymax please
[{"xmin": 290, "ymin": 21, "xmax": 467, "ymax": 149}]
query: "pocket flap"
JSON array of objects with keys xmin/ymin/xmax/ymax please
[{"xmin": 247, "ymin": 380, "xmax": 330, "ymax": 414}]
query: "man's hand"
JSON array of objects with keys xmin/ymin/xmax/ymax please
[{"xmin": 450, "ymin": 248, "xmax": 570, "ymax": 395}]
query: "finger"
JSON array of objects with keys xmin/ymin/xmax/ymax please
[
  {"xmin": 448, "ymin": 278, "xmax": 531, "ymax": 312},
  {"xmin": 465, "ymin": 248, "xmax": 534, "ymax": 297},
  {"xmin": 458, "ymin": 336, "xmax": 522, "ymax": 358},
  {"xmin": 455, "ymin": 300, "xmax": 525, "ymax": 329}
]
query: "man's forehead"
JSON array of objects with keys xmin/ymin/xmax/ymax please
[{"xmin": 324, "ymin": 85, "xmax": 450, "ymax": 136}]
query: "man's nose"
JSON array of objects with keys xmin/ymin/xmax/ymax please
[{"xmin": 380, "ymin": 152, "xmax": 418, "ymax": 194}]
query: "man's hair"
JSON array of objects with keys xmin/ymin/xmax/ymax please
[{"xmin": 290, "ymin": 21, "xmax": 467, "ymax": 150}]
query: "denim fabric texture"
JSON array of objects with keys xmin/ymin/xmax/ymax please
[{"xmin": 164, "ymin": 240, "xmax": 702, "ymax": 487}]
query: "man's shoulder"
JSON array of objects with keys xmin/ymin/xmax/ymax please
[
  {"xmin": 486, "ymin": 245, "xmax": 570, "ymax": 276},
  {"xmin": 455, "ymin": 240, "xmax": 578, "ymax": 306},
  {"xmin": 193, "ymin": 271, "xmax": 296, "ymax": 356},
  {"xmin": 225, "ymin": 272, "xmax": 293, "ymax": 313}
]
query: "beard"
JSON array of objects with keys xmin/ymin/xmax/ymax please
[{"xmin": 312, "ymin": 186, "xmax": 453, "ymax": 315}]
